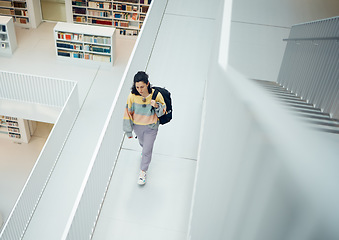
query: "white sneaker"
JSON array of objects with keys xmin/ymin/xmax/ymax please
[{"xmin": 138, "ymin": 170, "xmax": 146, "ymax": 185}]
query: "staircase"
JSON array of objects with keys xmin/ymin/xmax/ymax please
[{"xmin": 254, "ymin": 80, "xmax": 339, "ymax": 134}]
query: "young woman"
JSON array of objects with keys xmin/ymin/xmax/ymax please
[{"xmin": 123, "ymin": 71, "xmax": 166, "ymax": 185}]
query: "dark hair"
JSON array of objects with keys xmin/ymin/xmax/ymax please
[{"xmin": 131, "ymin": 71, "xmax": 152, "ymax": 95}]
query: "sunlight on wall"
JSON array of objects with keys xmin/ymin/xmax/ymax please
[{"xmin": 218, "ymin": 0, "xmax": 233, "ymax": 70}]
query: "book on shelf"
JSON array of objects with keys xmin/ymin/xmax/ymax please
[
  {"xmin": 57, "ymin": 41, "xmax": 83, "ymax": 50},
  {"xmin": 74, "ymin": 16, "xmax": 86, "ymax": 23},
  {"xmin": 72, "ymin": 0, "xmax": 87, "ymax": 7},
  {"xmin": 1, "ymin": 25, "xmax": 6, "ymax": 32},
  {"xmin": 72, "ymin": 52, "xmax": 83, "ymax": 58},
  {"xmin": 139, "ymin": 0, "xmax": 151, "ymax": 5},
  {"xmin": 0, "ymin": 34, "xmax": 7, "ymax": 41},
  {"xmin": 0, "ymin": 1, "xmax": 12, "ymax": 7},
  {"xmin": 17, "ymin": 18, "xmax": 28, "ymax": 24},
  {"xmin": 88, "ymin": 10, "xmax": 111, "ymax": 17},
  {"xmin": 119, "ymin": 0, "xmax": 138, "ymax": 3},
  {"xmin": 131, "ymin": 13, "xmax": 138, "ymax": 20},
  {"xmin": 119, "ymin": 29, "xmax": 138, "ymax": 36},
  {"xmin": 0, "ymin": 9, "xmax": 12, "ymax": 15},
  {"xmin": 73, "ymin": 7, "xmax": 87, "ymax": 15},
  {"xmin": 140, "ymin": 5, "xmax": 149, "ymax": 13},
  {"xmin": 13, "ymin": 2, "xmax": 27, "ymax": 8},
  {"xmin": 57, "ymin": 50, "xmax": 71, "ymax": 57},
  {"xmin": 88, "ymin": 2, "xmax": 111, "ymax": 9},
  {"xmin": 90, "ymin": 18, "xmax": 112, "ymax": 26}
]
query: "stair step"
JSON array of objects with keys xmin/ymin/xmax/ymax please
[
  {"xmin": 289, "ymin": 108, "xmax": 330, "ymax": 116},
  {"xmin": 268, "ymin": 89, "xmax": 298, "ymax": 96},
  {"xmin": 254, "ymin": 79, "xmax": 339, "ymax": 135},
  {"xmin": 293, "ymin": 112, "xmax": 335, "ymax": 121},
  {"xmin": 283, "ymin": 103, "xmax": 321, "ymax": 111},
  {"xmin": 279, "ymin": 99, "xmax": 313, "ymax": 106}
]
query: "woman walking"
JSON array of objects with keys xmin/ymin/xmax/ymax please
[{"xmin": 123, "ymin": 71, "xmax": 166, "ymax": 185}]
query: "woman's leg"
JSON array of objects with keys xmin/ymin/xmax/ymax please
[
  {"xmin": 133, "ymin": 125, "xmax": 158, "ymax": 171},
  {"xmin": 140, "ymin": 127, "xmax": 158, "ymax": 171}
]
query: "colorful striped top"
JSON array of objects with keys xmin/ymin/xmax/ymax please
[{"xmin": 123, "ymin": 89, "xmax": 166, "ymax": 138}]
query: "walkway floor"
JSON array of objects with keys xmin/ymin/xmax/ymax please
[{"xmin": 91, "ymin": 0, "xmax": 220, "ymax": 239}]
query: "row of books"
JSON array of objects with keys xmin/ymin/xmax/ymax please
[
  {"xmin": 72, "ymin": 0, "xmax": 87, "ymax": 7},
  {"xmin": 113, "ymin": 12, "xmax": 138, "ymax": 21},
  {"xmin": 140, "ymin": 0, "xmax": 151, "ymax": 4},
  {"xmin": 73, "ymin": 7, "xmax": 87, "ymax": 15},
  {"xmin": 86, "ymin": 53, "xmax": 111, "ymax": 62},
  {"xmin": 83, "ymin": 35, "xmax": 111, "ymax": 44},
  {"xmin": 5, "ymin": 120, "xmax": 19, "ymax": 127},
  {"xmin": 57, "ymin": 42, "xmax": 83, "ymax": 50},
  {"xmin": 0, "ymin": 116, "xmax": 17, "ymax": 121},
  {"xmin": 88, "ymin": 9, "xmax": 112, "ymax": 17},
  {"xmin": 0, "ymin": 1, "xmax": 12, "ymax": 7},
  {"xmin": 0, "ymin": 9, "xmax": 27, "ymax": 16},
  {"xmin": 14, "ymin": 9, "xmax": 28, "ymax": 16},
  {"xmin": 8, "ymin": 127, "xmax": 20, "ymax": 133},
  {"xmin": 59, "ymin": 51, "xmax": 84, "ymax": 59},
  {"xmin": 1, "ymin": 42, "xmax": 8, "ymax": 48},
  {"xmin": 88, "ymin": 2, "xmax": 111, "ymax": 9},
  {"xmin": 0, "ymin": 34, "xmax": 7, "ymax": 41},
  {"xmin": 15, "ymin": 17, "xmax": 29, "ymax": 24},
  {"xmin": 84, "ymin": 44, "xmax": 111, "ymax": 53},
  {"xmin": 57, "ymin": 32, "xmax": 82, "ymax": 41},
  {"xmin": 113, "ymin": 20, "xmax": 129, "ymax": 28},
  {"xmin": 89, "ymin": 18, "xmax": 112, "ymax": 26},
  {"xmin": 74, "ymin": 16, "xmax": 86, "ymax": 23},
  {"xmin": 119, "ymin": 29, "xmax": 138, "ymax": 36},
  {"xmin": 114, "ymin": 4, "xmax": 138, "ymax": 11},
  {"xmin": 13, "ymin": 2, "xmax": 26, "ymax": 8},
  {"xmin": 0, "ymin": 1, "xmax": 27, "ymax": 8},
  {"xmin": 58, "ymin": 50, "xmax": 111, "ymax": 63},
  {"xmin": 9, "ymin": 133, "xmax": 21, "ymax": 138},
  {"xmin": 117, "ymin": 0, "xmax": 138, "ymax": 3}
]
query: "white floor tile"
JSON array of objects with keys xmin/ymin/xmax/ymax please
[
  {"xmin": 166, "ymin": 0, "xmax": 222, "ymax": 19},
  {"xmin": 92, "ymin": 149, "xmax": 196, "ymax": 240},
  {"xmin": 0, "ymin": 122, "xmax": 51, "ymax": 221}
]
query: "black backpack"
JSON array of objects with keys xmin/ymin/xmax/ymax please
[{"xmin": 152, "ymin": 86, "xmax": 172, "ymax": 125}]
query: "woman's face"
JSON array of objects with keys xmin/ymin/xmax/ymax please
[{"xmin": 135, "ymin": 81, "xmax": 149, "ymax": 97}]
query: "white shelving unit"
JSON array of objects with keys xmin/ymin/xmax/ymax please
[
  {"xmin": 0, "ymin": 0, "xmax": 42, "ymax": 28},
  {"xmin": 0, "ymin": 115, "xmax": 31, "ymax": 143},
  {"xmin": 0, "ymin": 15, "xmax": 17, "ymax": 55},
  {"xmin": 54, "ymin": 22, "xmax": 116, "ymax": 65},
  {"xmin": 72, "ymin": 0, "xmax": 152, "ymax": 36}
]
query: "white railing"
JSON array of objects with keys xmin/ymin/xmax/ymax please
[
  {"xmin": 187, "ymin": 5, "xmax": 339, "ymax": 240},
  {"xmin": 0, "ymin": 71, "xmax": 75, "ymax": 107},
  {"xmin": 0, "ymin": 73, "xmax": 79, "ymax": 240},
  {"xmin": 278, "ymin": 16, "xmax": 339, "ymax": 119},
  {"xmin": 61, "ymin": 0, "xmax": 169, "ymax": 239}
]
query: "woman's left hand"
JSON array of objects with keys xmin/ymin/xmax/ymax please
[{"xmin": 150, "ymin": 100, "xmax": 158, "ymax": 108}]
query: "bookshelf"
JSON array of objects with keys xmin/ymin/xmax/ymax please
[
  {"xmin": 72, "ymin": 0, "xmax": 152, "ymax": 36},
  {"xmin": 0, "ymin": 15, "xmax": 17, "ymax": 55},
  {"xmin": 54, "ymin": 22, "xmax": 116, "ymax": 65},
  {"xmin": 0, "ymin": 115, "xmax": 31, "ymax": 143},
  {"xmin": 0, "ymin": 0, "xmax": 42, "ymax": 28}
]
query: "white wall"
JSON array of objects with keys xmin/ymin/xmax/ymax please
[{"xmin": 228, "ymin": 0, "xmax": 339, "ymax": 82}]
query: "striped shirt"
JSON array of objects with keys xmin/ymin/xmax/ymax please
[{"xmin": 123, "ymin": 89, "xmax": 166, "ymax": 137}]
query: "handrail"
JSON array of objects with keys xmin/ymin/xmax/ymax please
[
  {"xmin": 0, "ymin": 71, "xmax": 75, "ymax": 107},
  {"xmin": 277, "ymin": 16, "xmax": 339, "ymax": 120},
  {"xmin": 0, "ymin": 74, "xmax": 79, "ymax": 240},
  {"xmin": 61, "ymin": 0, "xmax": 169, "ymax": 239},
  {"xmin": 283, "ymin": 37, "xmax": 339, "ymax": 41}
]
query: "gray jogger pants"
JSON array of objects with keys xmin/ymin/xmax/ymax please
[{"xmin": 133, "ymin": 125, "xmax": 158, "ymax": 171}]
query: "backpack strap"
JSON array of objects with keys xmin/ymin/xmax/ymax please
[{"xmin": 152, "ymin": 89, "xmax": 159, "ymax": 100}]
